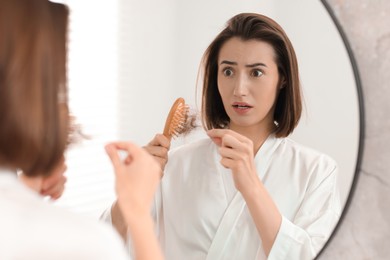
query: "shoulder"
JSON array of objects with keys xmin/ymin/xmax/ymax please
[
  {"xmin": 1, "ymin": 183, "xmax": 128, "ymax": 259},
  {"xmin": 44, "ymin": 205, "xmax": 128, "ymax": 257},
  {"xmin": 279, "ymin": 137, "xmax": 338, "ymax": 171},
  {"xmin": 44, "ymin": 203, "xmax": 125, "ymax": 244},
  {"xmin": 276, "ymin": 138, "xmax": 339, "ymax": 191},
  {"xmin": 273, "ymin": 137, "xmax": 338, "ymax": 187}
]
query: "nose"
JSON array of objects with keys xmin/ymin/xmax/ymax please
[{"xmin": 233, "ymin": 75, "xmax": 249, "ymax": 97}]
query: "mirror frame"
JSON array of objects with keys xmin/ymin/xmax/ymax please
[{"xmin": 316, "ymin": 0, "xmax": 365, "ymax": 258}]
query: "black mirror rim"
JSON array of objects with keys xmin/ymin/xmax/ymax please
[{"xmin": 315, "ymin": 0, "xmax": 365, "ymax": 259}]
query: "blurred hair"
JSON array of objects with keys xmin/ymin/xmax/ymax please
[
  {"xmin": 201, "ymin": 13, "xmax": 302, "ymax": 137},
  {"xmin": 0, "ymin": 0, "xmax": 69, "ymax": 176}
]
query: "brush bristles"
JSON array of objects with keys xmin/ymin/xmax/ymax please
[
  {"xmin": 163, "ymin": 97, "xmax": 198, "ymax": 139},
  {"xmin": 169, "ymin": 103, "xmax": 189, "ymax": 137}
]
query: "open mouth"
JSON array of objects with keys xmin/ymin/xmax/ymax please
[
  {"xmin": 232, "ymin": 105, "xmax": 252, "ymax": 109},
  {"xmin": 232, "ymin": 102, "xmax": 253, "ymax": 109}
]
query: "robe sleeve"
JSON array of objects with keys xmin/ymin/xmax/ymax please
[{"xmin": 268, "ymin": 164, "xmax": 341, "ymax": 260}]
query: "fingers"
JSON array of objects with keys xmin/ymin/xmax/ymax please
[
  {"xmin": 106, "ymin": 135, "xmax": 170, "ymax": 174},
  {"xmin": 148, "ymin": 134, "xmax": 171, "ymax": 149},
  {"xmin": 144, "ymin": 134, "xmax": 170, "ymax": 170},
  {"xmin": 143, "ymin": 145, "xmax": 168, "ymax": 171},
  {"xmin": 207, "ymin": 129, "xmax": 248, "ymax": 143},
  {"xmin": 221, "ymin": 134, "xmax": 242, "ymax": 149},
  {"xmin": 208, "ymin": 129, "xmax": 250, "ymax": 150},
  {"xmin": 41, "ymin": 163, "xmax": 67, "ymax": 191},
  {"xmin": 40, "ymin": 158, "xmax": 67, "ymax": 200},
  {"xmin": 209, "ymin": 137, "xmax": 222, "ymax": 146},
  {"xmin": 218, "ymin": 137, "xmax": 247, "ymax": 169},
  {"xmin": 208, "ymin": 129, "xmax": 254, "ymax": 174},
  {"xmin": 208, "ymin": 129, "xmax": 248, "ymax": 150},
  {"xmin": 41, "ymin": 175, "xmax": 67, "ymax": 199},
  {"xmin": 108, "ymin": 141, "xmax": 162, "ymax": 209},
  {"xmin": 108, "ymin": 141, "xmax": 150, "ymax": 158},
  {"xmin": 106, "ymin": 141, "xmax": 136, "ymax": 153},
  {"xmin": 105, "ymin": 142, "xmax": 142, "ymax": 177},
  {"xmin": 219, "ymin": 157, "xmax": 235, "ymax": 169},
  {"xmin": 144, "ymin": 145, "xmax": 168, "ymax": 159},
  {"xmin": 106, "ymin": 141, "xmax": 157, "ymax": 169},
  {"xmin": 218, "ymin": 146, "xmax": 237, "ymax": 160},
  {"xmin": 209, "ymin": 129, "xmax": 253, "ymax": 153},
  {"xmin": 105, "ymin": 144, "xmax": 123, "ymax": 169}
]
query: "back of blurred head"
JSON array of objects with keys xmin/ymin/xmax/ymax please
[{"xmin": 0, "ymin": 0, "xmax": 69, "ymax": 177}]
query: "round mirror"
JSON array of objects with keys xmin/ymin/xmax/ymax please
[
  {"xmin": 116, "ymin": 0, "xmax": 362, "ymax": 257},
  {"xmin": 59, "ymin": 0, "xmax": 362, "ymax": 258}
]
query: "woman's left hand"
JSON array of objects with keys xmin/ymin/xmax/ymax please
[
  {"xmin": 19, "ymin": 156, "xmax": 67, "ymax": 200},
  {"xmin": 41, "ymin": 156, "xmax": 67, "ymax": 199},
  {"xmin": 207, "ymin": 129, "xmax": 259, "ymax": 195}
]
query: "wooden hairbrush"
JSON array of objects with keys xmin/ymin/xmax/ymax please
[{"xmin": 163, "ymin": 97, "xmax": 189, "ymax": 140}]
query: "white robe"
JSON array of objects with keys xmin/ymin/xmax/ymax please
[
  {"xmin": 154, "ymin": 134, "xmax": 341, "ymax": 260},
  {"xmin": 102, "ymin": 134, "xmax": 341, "ymax": 260},
  {"xmin": 0, "ymin": 168, "xmax": 129, "ymax": 260}
]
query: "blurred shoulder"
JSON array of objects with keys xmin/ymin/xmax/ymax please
[{"xmin": 1, "ymin": 181, "xmax": 129, "ymax": 259}]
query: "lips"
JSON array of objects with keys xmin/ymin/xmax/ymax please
[
  {"xmin": 231, "ymin": 102, "xmax": 253, "ymax": 115},
  {"xmin": 232, "ymin": 102, "xmax": 253, "ymax": 109}
]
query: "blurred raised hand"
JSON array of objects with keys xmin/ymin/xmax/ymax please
[
  {"xmin": 105, "ymin": 141, "xmax": 164, "ymax": 260},
  {"xmin": 105, "ymin": 141, "xmax": 162, "ymax": 222}
]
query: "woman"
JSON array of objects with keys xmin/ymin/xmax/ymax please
[
  {"xmin": 108, "ymin": 13, "xmax": 341, "ymax": 259},
  {"xmin": 0, "ymin": 0, "xmax": 162, "ymax": 259}
]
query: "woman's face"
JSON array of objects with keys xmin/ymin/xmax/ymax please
[{"xmin": 217, "ymin": 37, "xmax": 281, "ymax": 132}]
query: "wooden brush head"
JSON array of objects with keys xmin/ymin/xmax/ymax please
[{"xmin": 163, "ymin": 97, "xmax": 188, "ymax": 139}]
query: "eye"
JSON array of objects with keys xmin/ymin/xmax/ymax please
[
  {"xmin": 222, "ymin": 68, "xmax": 234, "ymax": 77},
  {"xmin": 251, "ymin": 69, "xmax": 263, "ymax": 77}
]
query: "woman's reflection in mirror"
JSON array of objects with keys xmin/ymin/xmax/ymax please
[{"xmin": 105, "ymin": 12, "xmax": 341, "ymax": 260}]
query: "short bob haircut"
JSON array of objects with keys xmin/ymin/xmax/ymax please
[
  {"xmin": 0, "ymin": 0, "xmax": 69, "ymax": 177},
  {"xmin": 201, "ymin": 13, "xmax": 302, "ymax": 138}
]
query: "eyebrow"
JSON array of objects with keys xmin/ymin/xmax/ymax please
[{"xmin": 220, "ymin": 60, "xmax": 268, "ymax": 68}]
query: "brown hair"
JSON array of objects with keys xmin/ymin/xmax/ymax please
[
  {"xmin": 0, "ymin": 0, "xmax": 69, "ymax": 176},
  {"xmin": 201, "ymin": 13, "xmax": 302, "ymax": 137}
]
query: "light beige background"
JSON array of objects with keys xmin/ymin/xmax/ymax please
[{"xmin": 319, "ymin": 0, "xmax": 390, "ymax": 259}]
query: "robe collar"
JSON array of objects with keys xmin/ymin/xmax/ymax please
[{"xmin": 212, "ymin": 133, "xmax": 282, "ymax": 180}]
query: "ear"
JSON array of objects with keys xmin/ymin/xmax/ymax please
[{"xmin": 279, "ymin": 76, "xmax": 286, "ymax": 89}]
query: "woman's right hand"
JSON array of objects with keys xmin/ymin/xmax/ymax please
[
  {"xmin": 143, "ymin": 134, "xmax": 171, "ymax": 171},
  {"xmin": 105, "ymin": 142, "xmax": 165, "ymax": 260},
  {"xmin": 105, "ymin": 141, "xmax": 162, "ymax": 223}
]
